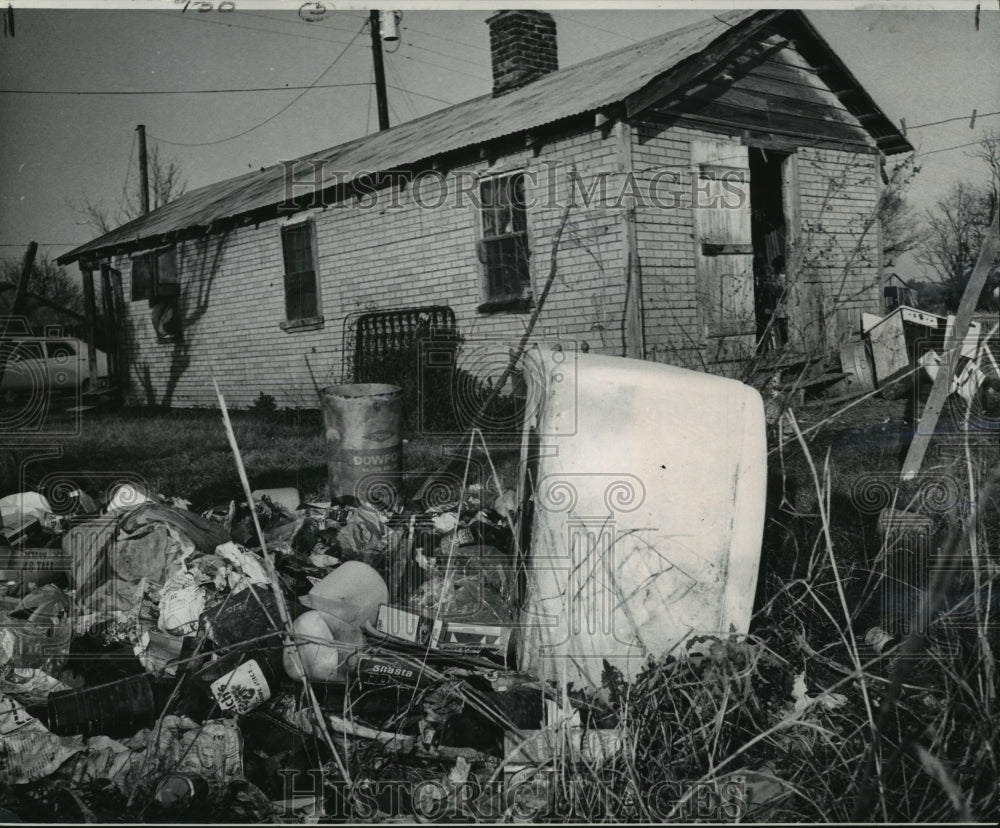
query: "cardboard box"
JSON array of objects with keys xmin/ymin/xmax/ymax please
[{"xmin": 375, "ymin": 604, "xmax": 512, "ymax": 656}]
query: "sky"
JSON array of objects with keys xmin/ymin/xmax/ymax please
[{"xmin": 0, "ymin": 1, "xmax": 998, "ymax": 281}]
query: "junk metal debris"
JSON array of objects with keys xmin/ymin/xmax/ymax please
[{"xmin": 0, "ymin": 350, "xmax": 768, "ymax": 822}]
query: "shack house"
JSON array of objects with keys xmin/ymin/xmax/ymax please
[{"xmin": 58, "ymin": 9, "xmax": 910, "ymax": 409}]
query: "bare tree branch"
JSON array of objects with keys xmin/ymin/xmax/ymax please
[{"xmin": 68, "ymin": 145, "xmax": 187, "ymax": 236}]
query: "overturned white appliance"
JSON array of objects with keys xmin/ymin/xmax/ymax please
[{"xmin": 516, "ymin": 348, "xmax": 767, "ymax": 689}]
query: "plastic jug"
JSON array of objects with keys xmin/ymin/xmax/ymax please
[{"xmin": 283, "ymin": 561, "xmax": 387, "ymax": 682}]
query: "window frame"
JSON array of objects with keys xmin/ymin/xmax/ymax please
[
  {"xmin": 130, "ymin": 246, "xmax": 179, "ymax": 303},
  {"xmin": 279, "ymin": 217, "xmax": 323, "ymax": 330},
  {"xmin": 477, "ymin": 171, "xmax": 532, "ymax": 313}
]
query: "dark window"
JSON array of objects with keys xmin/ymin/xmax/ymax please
[
  {"xmin": 131, "ymin": 248, "xmax": 182, "ymax": 342},
  {"xmin": 155, "ymin": 249, "xmax": 179, "ymax": 295},
  {"xmin": 131, "ymin": 247, "xmax": 178, "ymax": 302},
  {"xmin": 479, "ymin": 173, "xmax": 530, "ymax": 307},
  {"xmin": 132, "ymin": 255, "xmax": 152, "ymax": 302},
  {"xmin": 46, "ymin": 341, "xmax": 76, "ymax": 360},
  {"xmin": 281, "ymin": 221, "xmax": 319, "ymax": 321}
]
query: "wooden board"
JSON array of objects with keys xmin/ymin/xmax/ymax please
[
  {"xmin": 691, "ymin": 139, "xmax": 755, "ymax": 349},
  {"xmin": 868, "ymin": 311, "xmax": 911, "ymax": 396}
]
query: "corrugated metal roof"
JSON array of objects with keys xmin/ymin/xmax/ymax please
[{"xmin": 59, "ymin": 9, "xmax": 907, "ymax": 265}]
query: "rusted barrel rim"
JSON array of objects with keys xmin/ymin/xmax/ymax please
[{"xmin": 321, "ymin": 383, "xmax": 401, "ymax": 399}]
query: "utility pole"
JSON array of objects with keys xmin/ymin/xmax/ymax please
[
  {"xmin": 10, "ymin": 241, "xmax": 38, "ymax": 319},
  {"xmin": 369, "ymin": 10, "xmax": 390, "ymax": 131},
  {"xmin": 137, "ymin": 124, "xmax": 150, "ymax": 214}
]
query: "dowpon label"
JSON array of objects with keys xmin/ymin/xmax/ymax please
[{"xmin": 340, "ymin": 445, "xmax": 403, "ymax": 470}]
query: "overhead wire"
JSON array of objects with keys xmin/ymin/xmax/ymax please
[
  {"xmin": 400, "ymin": 53, "xmax": 489, "ymax": 82},
  {"xmin": 365, "ymin": 64, "xmax": 374, "ymax": 136},
  {"xmin": 402, "ymin": 41, "xmax": 488, "ymax": 72},
  {"xmin": 905, "ymin": 110, "xmax": 1000, "ymax": 130},
  {"xmin": 1, "ymin": 83, "xmax": 375, "ymax": 96},
  {"xmin": 115, "ymin": 130, "xmax": 138, "ymax": 226},
  {"xmin": 147, "ymin": 24, "xmax": 365, "ymax": 147},
  {"xmin": 0, "ymin": 83, "xmax": 455, "ymax": 105},
  {"xmin": 232, "ymin": 8, "xmax": 366, "ymax": 35},
  {"xmin": 915, "ymin": 139, "xmax": 988, "ymax": 158},
  {"xmin": 0, "ymin": 242, "xmax": 86, "ymax": 247},
  {"xmin": 399, "ymin": 22, "xmax": 484, "ymax": 53},
  {"xmin": 385, "ymin": 54, "xmax": 419, "ymax": 120},
  {"xmin": 147, "ymin": 8, "xmax": 360, "ymax": 47},
  {"xmin": 550, "ymin": 12, "xmax": 639, "ymax": 41}
]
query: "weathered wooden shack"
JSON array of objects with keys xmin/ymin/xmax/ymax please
[{"xmin": 58, "ymin": 9, "xmax": 910, "ymax": 408}]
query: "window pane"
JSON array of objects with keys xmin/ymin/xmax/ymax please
[
  {"xmin": 46, "ymin": 341, "xmax": 76, "ymax": 359},
  {"xmin": 11, "ymin": 341, "xmax": 44, "ymax": 361},
  {"xmin": 480, "ymin": 179, "xmax": 505, "ymax": 237},
  {"xmin": 483, "ymin": 235, "xmax": 530, "ymax": 299},
  {"xmin": 284, "ymin": 270, "xmax": 318, "ymax": 320},
  {"xmin": 281, "ymin": 223, "xmax": 314, "ymax": 276},
  {"xmin": 509, "ymin": 175, "xmax": 527, "ymax": 233},
  {"xmin": 156, "ymin": 248, "xmax": 180, "ymax": 295},
  {"xmin": 132, "ymin": 254, "xmax": 152, "ymax": 301},
  {"xmin": 480, "ymin": 174, "xmax": 529, "ymax": 302}
]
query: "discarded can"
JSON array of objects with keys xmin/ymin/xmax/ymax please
[
  {"xmin": 154, "ymin": 772, "xmax": 225, "ymax": 808},
  {"xmin": 209, "ymin": 658, "xmax": 274, "ymax": 715},
  {"xmin": 349, "ymin": 652, "xmax": 425, "ymax": 690}
]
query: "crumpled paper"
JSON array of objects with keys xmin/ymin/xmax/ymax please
[
  {"xmin": 64, "ymin": 715, "xmax": 244, "ymax": 794},
  {"xmin": 0, "ymin": 665, "xmax": 72, "ymax": 706},
  {"xmin": 0, "ymin": 693, "xmax": 84, "ymax": 784},
  {"xmin": 336, "ymin": 505, "xmax": 388, "ymax": 557},
  {"xmin": 0, "ymin": 584, "xmax": 73, "ymax": 674},
  {"xmin": 158, "ymin": 571, "xmax": 208, "ymax": 635}
]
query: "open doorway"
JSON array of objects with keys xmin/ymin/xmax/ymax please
[{"xmin": 749, "ymin": 147, "xmax": 790, "ymax": 351}]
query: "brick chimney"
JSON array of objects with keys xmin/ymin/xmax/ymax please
[{"xmin": 487, "ymin": 10, "xmax": 558, "ymax": 96}]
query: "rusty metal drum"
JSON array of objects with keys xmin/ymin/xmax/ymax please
[{"xmin": 321, "ymin": 383, "xmax": 403, "ymax": 508}]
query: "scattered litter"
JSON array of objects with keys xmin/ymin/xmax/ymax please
[{"xmin": 0, "ymin": 352, "xmax": 777, "ymax": 822}]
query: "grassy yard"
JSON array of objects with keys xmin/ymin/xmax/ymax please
[{"xmin": 1, "ymin": 404, "xmax": 522, "ymax": 508}]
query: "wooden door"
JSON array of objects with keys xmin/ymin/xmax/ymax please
[{"xmin": 692, "ymin": 139, "xmax": 756, "ymax": 368}]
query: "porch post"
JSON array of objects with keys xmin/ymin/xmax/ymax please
[{"xmin": 79, "ymin": 260, "xmax": 99, "ymax": 390}]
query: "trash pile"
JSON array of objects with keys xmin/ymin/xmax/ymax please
[
  {"xmin": 0, "ymin": 353, "xmax": 774, "ymax": 821},
  {"xmin": 0, "ymin": 480, "xmax": 620, "ymax": 822}
]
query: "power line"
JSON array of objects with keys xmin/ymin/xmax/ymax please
[
  {"xmin": 365, "ymin": 65, "xmax": 374, "ymax": 136},
  {"xmin": 385, "ymin": 54, "xmax": 419, "ymax": 120},
  {"xmin": 148, "ymin": 25, "xmax": 365, "ymax": 147},
  {"xmin": 905, "ymin": 110, "xmax": 1000, "ymax": 131},
  {"xmin": 401, "ymin": 53, "xmax": 489, "ymax": 83},
  {"xmin": 0, "ymin": 83, "xmax": 371, "ymax": 96},
  {"xmin": 0, "ymin": 243, "xmax": 84, "ymax": 247},
  {"xmin": 233, "ymin": 9, "xmax": 366, "ymax": 36},
  {"xmin": 389, "ymin": 86, "xmax": 454, "ymax": 106},
  {"xmin": 147, "ymin": 9, "xmax": 360, "ymax": 47},
  {"xmin": 116, "ymin": 130, "xmax": 137, "ymax": 226},
  {"xmin": 915, "ymin": 139, "xmax": 987, "ymax": 158},
  {"xmin": 549, "ymin": 13, "xmax": 638, "ymax": 42},
  {"xmin": 399, "ymin": 23, "xmax": 484, "ymax": 54},
  {"xmin": 403, "ymin": 40, "xmax": 489, "ymax": 72},
  {"xmin": 0, "ymin": 83, "xmax": 453, "ymax": 105}
]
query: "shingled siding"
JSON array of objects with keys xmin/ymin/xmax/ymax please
[
  {"xmin": 631, "ymin": 122, "xmax": 713, "ymax": 371},
  {"xmin": 794, "ymin": 146, "xmax": 882, "ymax": 353},
  {"xmin": 114, "ymin": 127, "xmax": 626, "ymax": 409}
]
